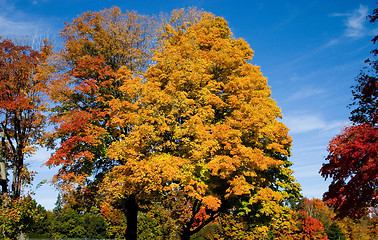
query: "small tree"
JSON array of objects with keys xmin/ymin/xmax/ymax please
[{"xmin": 0, "ymin": 38, "xmax": 52, "ymax": 199}]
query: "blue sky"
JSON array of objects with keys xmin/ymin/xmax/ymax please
[{"xmin": 1, "ymin": 0, "xmax": 377, "ymax": 210}]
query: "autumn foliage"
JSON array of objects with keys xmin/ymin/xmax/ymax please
[
  {"xmin": 320, "ymin": 5, "xmax": 378, "ymax": 220},
  {"xmin": 102, "ymin": 10, "xmax": 300, "ymax": 239},
  {"xmin": 45, "ymin": 7, "xmax": 154, "ymax": 203},
  {"xmin": 1, "ymin": 4, "xmax": 378, "ymax": 240},
  {"xmin": 0, "ymin": 38, "xmax": 52, "ymax": 199},
  {"xmin": 321, "ymin": 124, "xmax": 377, "ymax": 218}
]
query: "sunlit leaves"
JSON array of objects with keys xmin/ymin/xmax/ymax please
[
  {"xmin": 0, "ymin": 38, "xmax": 52, "ymax": 199},
  {"xmin": 44, "ymin": 7, "xmax": 302, "ymax": 239},
  {"xmin": 46, "ymin": 7, "xmax": 155, "ymax": 206},
  {"xmin": 0, "ymin": 195, "xmax": 43, "ymax": 239},
  {"xmin": 105, "ymin": 11, "xmax": 300, "ymax": 238}
]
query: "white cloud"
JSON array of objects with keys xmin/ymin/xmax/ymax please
[
  {"xmin": 331, "ymin": 5, "xmax": 371, "ymax": 38},
  {"xmin": 283, "ymin": 114, "xmax": 349, "ymax": 134},
  {"xmin": 345, "ymin": 5, "xmax": 369, "ymax": 37},
  {"xmin": 0, "ymin": 16, "xmax": 36, "ymax": 36},
  {"xmin": 324, "ymin": 38, "xmax": 341, "ymax": 48},
  {"xmin": 0, "ymin": 0, "xmax": 55, "ymax": 38},
  {"xmin": 330, "ymin": 13, "xmax": 351, "ymax": 17}
]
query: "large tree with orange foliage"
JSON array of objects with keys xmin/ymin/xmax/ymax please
[
  {"xmin": 0, "ymin": 38, "xmax": 52, "ymax": 199},
  {"xmin": 104, "ymin": 11, "xmax": 300, "ymax": 240}
]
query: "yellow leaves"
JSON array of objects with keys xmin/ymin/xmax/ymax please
[
  {"xmin": 202, "ymin": 195, "xmax": 221, "ymax": 211},
  {"xmin": 22, "ymin": 146, "xmax": 36, "ymax": 155},
  {"xmin": 184, "ymin": 179, "xmax": 208, "ymax": 200},
  {"xmin": 226, "ymin": 175, "xmax": 253, "ymax": 197},
  {"xmin": 44, "ymin": 9, "xmax": 302, "ymax": 237},
  {"xmin": 101, "ymin": 154, "xmax": 190, "ymax": 201},
  {"xmin": 250, "ymin": 188, "xmax": 285, "ymax": 219},
  {"xmin": 117, "ymin": 66, "xmax": 142, "ymax": 98},
  {"xmin": 207, "ymin": 155, "xmax": 239, "ymax": 179}
]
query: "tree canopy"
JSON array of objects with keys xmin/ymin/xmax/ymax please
[
  {"xmin": 102, "ymin": 11, "xmax": 300, "ymax": 239},
  {"xmin": 320, "ymin": 6, "xmax": 378, "ymax": 219},
  {"xmin": 0, "ymin": 38, "xmax": 52, "ymax": 199}
]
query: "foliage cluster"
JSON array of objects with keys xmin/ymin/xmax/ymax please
[
  {"xmin": 1, "ymin": 196, "xmax": 375, "ymax": 240},
  {"xmin": 0, "ymin": 196, "xmax": 109, "ymax": 240}
]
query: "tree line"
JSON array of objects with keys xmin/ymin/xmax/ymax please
[{"xmin": 0, "ymin": 5, "xmax": 376, "ymax": 240}]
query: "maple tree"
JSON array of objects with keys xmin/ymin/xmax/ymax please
[
  {"xmin": 321, "ymin": 124, "xmax": 377, "ymax": 219},
  {"xmin": 320, "ymin": 5, "xmax": 378, "ymax": 219},
  {"xmin": 0, "ymin": 38, "xmax": 52, "ymax": 200},
  {"xmin": 45, "ymin": 7, "xmax": 156, "ymax": 239},
  {"xmin": 293, "ymin": 211, "xmax": 328, "ymax": 240},
  {"xmin": 105, "ymin": 11, "xmax": 300, "ymax": 240}
]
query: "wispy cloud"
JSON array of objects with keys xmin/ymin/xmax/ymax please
[
  {"xmin": 286, "ymin": 86, "xmax": 326, "ymax": 102},
  {"xmin": 331, "ymin": 4, "xmax": 371, "ymax": 38},
  {"xmin": 292, "ymin": 164, "xmax": 323, "ymax": 178},
  {"xmin": 0, "ymin": 0, "xmax": 55, "ymax": 38},
  {"xmin": 0, "ymin": 16, "xmax": 39, "ymax": 36},
  {"xmin": 345, "ymin": 5, "xmax": 369, "ymax": 37},
  {"xmin": 283, "ymin": 114, "xmax": 349, "ymax": 134}
]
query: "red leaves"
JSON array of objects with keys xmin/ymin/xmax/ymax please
[
  {"xmin": 322, "ymin": 6, "xmax": 378, "ymax": 218},
  {"xmin": 320, "ymin": 124, "xmax": 378, "ymax": 219},
  {"xmin": 0, "ymin": 40, "xmax": 40, "ymax": 111},
  {"xmin": 298, "ymin": 211, "xmax": 327, "ymax": 239},
  {"xmin": 0, "ymin": 38, "xmax": 52, "ymax": 199},
  {"xmin": 192, "ymin": 208, "xmax": 207, "ymax": 229},
  {"xmin": 47, "ymin": 109, "xmax": 104, "ymax": 167}
]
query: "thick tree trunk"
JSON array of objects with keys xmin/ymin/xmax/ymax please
[
  {"xmin": 180, "ymin": 228, "xmax": 192, "ymax": 240},
  {"xmin": 125, "ymin": 194, "xmax": 138, "ymax": 240}
]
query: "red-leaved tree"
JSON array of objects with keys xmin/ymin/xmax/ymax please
[
  {"xmin": 320, "ymin": 5, "xmax": 378, "ymax": 219},
  {"xmin": 0, "ymin": 38, "xmax": 52, "ymax": 199}
]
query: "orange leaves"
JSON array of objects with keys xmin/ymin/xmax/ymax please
[
  {"xmin": 202, "ymin": 195, "xmax": 221, "ymax": 211},
  {"xmin": 100, "ymin": 154, "xmax": 190, "ymax": 202},
  {"xmin": 207, "ymin": 155, "xmax": 238, "ymax": 179},
  {"xmin": 61, "ymin": 7, "xmax": 154, "ymax": 75},
  {"xmin": 137, "ymin": 12, "xmax": 299, "ymax": 237},
  {"xmin": 44, "ymin": 8, "xmax": 301, "ymax": 239},
  {"xmin": 0, "ymin": 38, "xmax": 53, "ymax": 199},
  {"xmin": 296, "ymin": 211, "xmax": 328, "ymax": 240},
  {"xmin": 226, "ymin": 176, "xmax": 253, "ymax": 197},
  {"xmin": 0, "ymin": 39, "xmax": 47, "ymax": 111}
]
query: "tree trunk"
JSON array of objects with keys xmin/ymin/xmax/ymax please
[
  {"xmin": 0, "ymin": 133, "xmax": 7, "ymax": 195},
  {"xmin": 11, "ymin": 113, "xmax": 23, "ymax": 199},
  {"xmin": 125, "ymin": 194, "xmax": 138, "ymax": 240},
  {"xmin": 12, "ymin": 161, "xmax": 19, "ymax": 199},
  {"xmin": 180, "ymin": 228, "xmax": 192, "ymax": 240}
]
